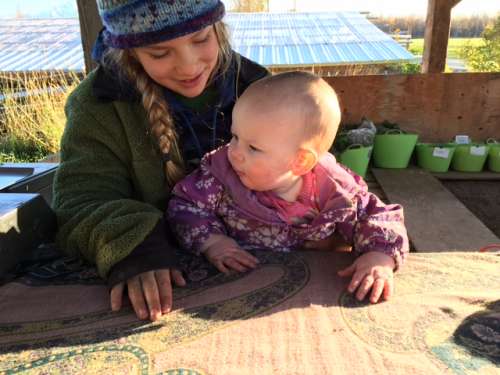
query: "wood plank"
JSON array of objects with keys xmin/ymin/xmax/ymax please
[
  {"xmin": 433, "ymin": 171, "xmax": 500, "ymax": 180},
  {"xmin": 325, "ymin": 73, "xmax": 500, "ymax": 142},
  {"xmin": 372, "ymin": 168, "xmax": 499, "ymax": 252},
  {"xmin": 76, "ymin": 0, "xmax": 102, "ymax": 74}
]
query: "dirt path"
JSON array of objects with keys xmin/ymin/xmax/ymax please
[{"xmin": 442, "ymin": 180, "xmax": 500, "ymax": 239}]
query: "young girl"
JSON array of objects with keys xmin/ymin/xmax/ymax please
[
  {"xmin": 52, "ymin": 0, "xmax": 268, "ymax": 321},
  {"xmin": 168, "ymin": 72, "xmax": 409, "ymax": 304}
]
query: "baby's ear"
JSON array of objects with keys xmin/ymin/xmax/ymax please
[{"xmin": 291, "ymin": 149, "xmax": 318, "ymax": 176}]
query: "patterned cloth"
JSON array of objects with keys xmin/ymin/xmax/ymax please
[
  {"xmin": 1, "ymin": 248, "xmax": 499, "ymax": 375},
  {"xmin": 167, "ymin": 146, "xmax": 409, "ymax": 267},
  {"xmin": 97, "ymin": 0, "xmax": 225, "ymax": 48}
]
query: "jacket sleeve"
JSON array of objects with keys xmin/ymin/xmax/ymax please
[
  {"xmin": 338, "ymin": 190, "xmax": 409, "ymax": 269},
  {"xmin": 167, "ymin": 160, "xmax": 227, "ymax": 254},
  {"xmin": 314, "ymin": 165, "xmax": 409, "ymax": 270},
  {"xmin": 52, "ymin": 81, "xmax": 177, "ymax": 279}
]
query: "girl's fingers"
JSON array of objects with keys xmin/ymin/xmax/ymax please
[
  {"xmin": 156, "ymin": 270, "xmax": 173, "ymax": 314},
  {"xmin": 127, "ymin": 276, "xmax": 148, "ymax": 320},
  {"xmin": 369, "ymin": 278, "xmax": 385, "ymax": 303},
  {"xmin": 170, "ymin": 269, "xmax": 186, "ymax": 287},
  {"xmin": 141, "ymin": 272, "xmax": 162, "ymax": 321},
  {"xmin": 355, "ymin": 274, "xmax": 374, "ymax": 301},
  {"xmin": 110, "ymin": 282, "xmax": 125, "ymax": 312}
]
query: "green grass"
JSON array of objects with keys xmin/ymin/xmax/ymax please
[{"xmin": 409, "ymin": 38, "xmax": 484, "ymax": 59}]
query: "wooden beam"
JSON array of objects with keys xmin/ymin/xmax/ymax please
[
  {"xmin": 76, "ymin": 0, "xmax": 102, "ymax": 74},
  {"xmin": 422, "ymin": 0, "xmax": 462, "ymax": 73}
]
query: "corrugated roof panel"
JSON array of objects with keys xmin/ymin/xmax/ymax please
[
  {"xmin": 0, "ymin": 18, "xmax": 84, "ymax": 72},
  {"xmin": 0, "ymin": 12, "xmax": 415, "ymax": 72},
  {"xmin": 229, "ymin": 11, "xmax": 416, "ymax": 67}
]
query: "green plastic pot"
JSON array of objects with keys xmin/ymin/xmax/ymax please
[
  {"xmin": 451, "ymin": 143, "xmax": 490, "ymax": 172},
  {"xmin": 416, "ymin": 143, "xmax": 456, "ymax": 172},
  {"xmin": 373, "ymin": 130, "xmax": 419, "ymax": 169},
  {"xmin": 486, "ymin": 139, "xmax": 500, "ymax": 172},
  {"xmin": 339, "ymin": 144, "xmax": 372, "ymax": 177}
]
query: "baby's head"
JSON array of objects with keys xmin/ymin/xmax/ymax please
[{"xmin": 228, "ymin": 71, "xmax": 341, "ymax": 194}]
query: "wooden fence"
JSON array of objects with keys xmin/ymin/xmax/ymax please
[{"xmin": 326, "ymin": 72, "xmax": 500, "ymax": 142}]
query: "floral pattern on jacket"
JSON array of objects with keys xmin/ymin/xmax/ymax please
[{"xmin": 167, "ymin": 146, "xmax": 409, "ymax": 267}]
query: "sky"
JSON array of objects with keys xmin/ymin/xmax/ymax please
[
  {"xmin": 0, "ymin": 0, "xmax": 498, "ymax": 18},
  {"xmin": 230, "ymin": 0, "xmax": 499, "ymax": 16}
]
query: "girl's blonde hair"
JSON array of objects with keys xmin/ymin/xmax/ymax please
[{"xmin": 104, "ymin": 22, "xmax": 233, "ymax": 188}]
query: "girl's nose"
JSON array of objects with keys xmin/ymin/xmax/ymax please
[{"xmin": 176, "ymin": 48, "xmax": 198, "ymax": 76}]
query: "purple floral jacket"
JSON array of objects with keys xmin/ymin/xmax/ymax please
[{"xmin": 168, "ymin": 146, "xmax": 409, "ymax": 267}]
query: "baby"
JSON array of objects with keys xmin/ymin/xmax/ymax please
[{"xmin": 168, "ymin": 71, "xmax": 409, "ymax": 303}]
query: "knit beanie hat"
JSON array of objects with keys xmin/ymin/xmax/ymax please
[{"xmin": 96, "ymin": 0, "xmax": 225, "ymax": 49}]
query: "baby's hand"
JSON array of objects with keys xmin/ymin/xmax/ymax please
[
  {"xmin": 202, "ymin": 234, "xmax": 259, "ymax": 274},
  {"xmin": 338, "ymin": 251, "xmax": 395, "ymax": 303}
]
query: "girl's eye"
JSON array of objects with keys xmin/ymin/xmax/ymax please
[
  {"xmin": 194, "ymin": 34, "xmax": 210, "ymax": 44},
  {"xmin": 249, "ymin": 145, "xmax": 260, "ymax": 152},
  {"xmin": 149, "ymin": 51, "xmax": 170, "ymax": 59}
]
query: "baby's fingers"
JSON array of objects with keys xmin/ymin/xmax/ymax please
[
  {"xmin": 224, "ymin": 257, "xmax": 249, "ymax": 273},
  {"xmin": 383, "ymin": 277, "xmax": 394, "ymax": 301},
  {"xmin": 355, "ymin": 274, "xmax": 375, "ymax": 301},
  {"xmin": 346, "ymin": 268, "xmax": 365, "ymax": 293},
  {"xmin": 232, "ymin": 250, "xmax": 259, "ymax": 268},
  {"xmin": 338, "ymin": 263, "xmax": 356, "ymax": 277},
  {"xmin": 213, "ymin": 259, "xmax": 230, "ymax": 274},
  {"xmin": 369, "ymin": 278, "xmax": 385, "ymax": 303}
]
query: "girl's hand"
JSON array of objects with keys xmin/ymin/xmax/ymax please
[
  {"xmin": 338, "ymin": 251, "xmax": 395, "ymax": 303},
  {"xmin": 110, "ymin": 268, "xmax": 186, "ymax": 321},
  {"xmin": 202, "ymin": 234, "xmax": 259, "ymax": 274}
]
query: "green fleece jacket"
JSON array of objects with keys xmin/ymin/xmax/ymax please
[
  {"xmin": 53, "ymin": 71, "xmax": 170, "ymax": 278},
  {"xmin": 53, "ymin": 55, "xmax": 268, "ymax": 280}
]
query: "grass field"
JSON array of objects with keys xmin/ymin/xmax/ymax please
[{"xmin": 409, "ymin": 38, "xmax": 484, "ymax": 58}]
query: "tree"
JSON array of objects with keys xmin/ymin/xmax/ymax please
[
  {"xmin": 231, "ymin": 0, "xmax": 268, "ymax": 12},
  {"xmin": 460, "ymin": 15, "xmax": 500, "ymax": 72}
]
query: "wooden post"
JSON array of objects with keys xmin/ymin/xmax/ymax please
[
  {"xmin": 422, "ymin": 0, "xmax": 462, "ymax": 73},
  {"xmin": 76, "ymin": 0, "xmax": 102, "ymax": 74}
]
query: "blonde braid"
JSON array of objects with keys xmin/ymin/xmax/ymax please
[{"xmin": 108, "ymin": 49, "xmax": 185, "ymax": 187}]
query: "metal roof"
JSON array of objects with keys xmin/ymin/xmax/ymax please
[
  {"xmin": 226, "ymin": 12, "xmax": 416, "ymax": 67},
  {"xmin": 0, "ymin": 13, "xmax": 415, "ymax": 72},
  {"xmin": 0, "ymin": 19, "xmax": 83, "ymax": 72}
]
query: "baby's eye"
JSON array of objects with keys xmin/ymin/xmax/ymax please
[{"xmin": 249, "ymin": 145, "xmax": 261, "ymax": 152}]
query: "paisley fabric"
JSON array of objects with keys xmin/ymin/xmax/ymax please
[{"xmin": 0, "ymin": 246, "xmax": 498, "ymax": 375}]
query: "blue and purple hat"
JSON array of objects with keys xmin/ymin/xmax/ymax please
[{"xmin": 96, "ymin": 0, "xmax": 225, "ymax": 49}]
